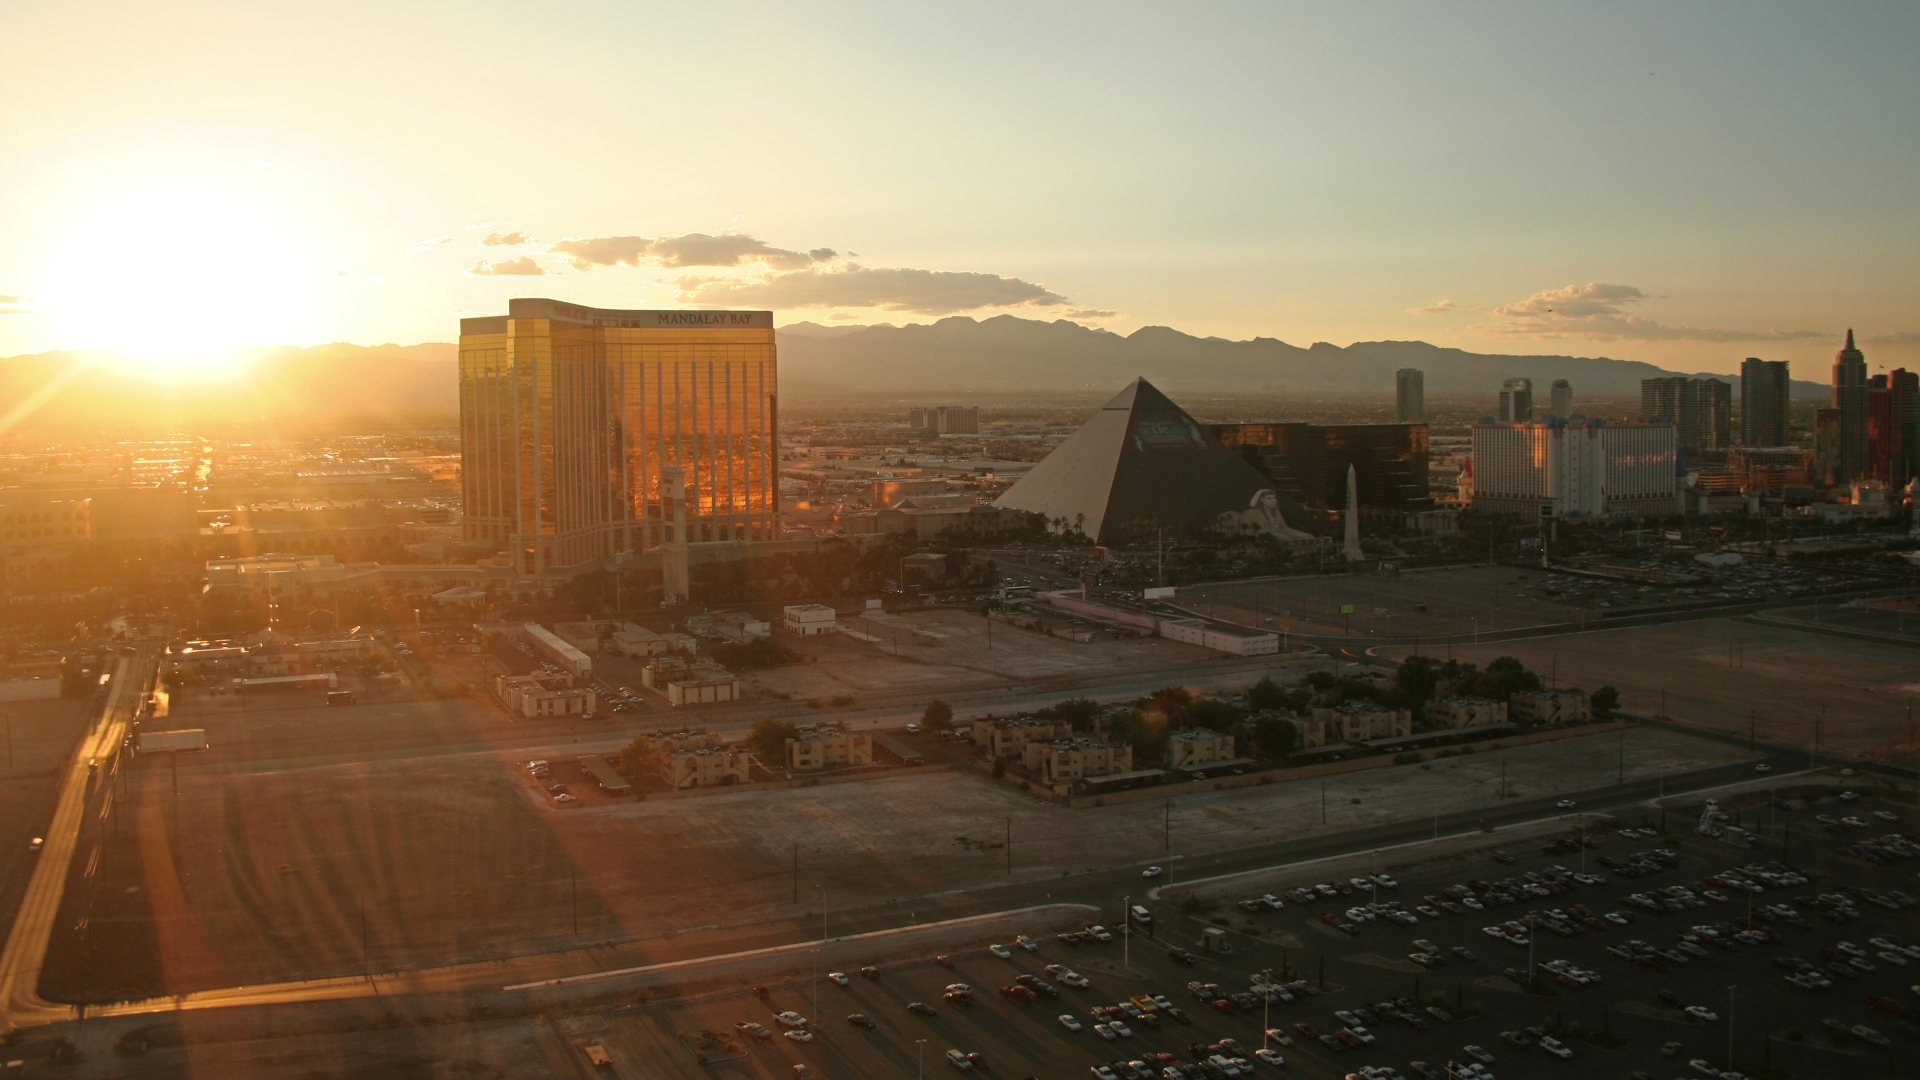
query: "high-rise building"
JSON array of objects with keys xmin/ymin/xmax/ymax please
[
  {"xmin": 1739, "ymin": 357, "xmax": 1792, "ymax": 447},
  {"xmin": 1832, "ymin": 329, "xmax": 1869, "ymax": 481},
  {"xmin": 1547, "ymin": 379, "xmax": 1573, "ymax": 419},
  {"xmin": 1498, "ymin": 378, "xmax": 1533, "ymax": 423},
  {"xmin": 459, "ymin": 299, "xmax": 778, "ymax": 576},
  {"xmin": 1211, "ymin": 423, "xmax": 1432, "ymax": 512},
  {"xmin": 1813, "ymin": 408, "xmax": 1843, "ymax": 486},
  {"xmin": 908, "ymin": 405, "xmax": 979, "ymax": 435},
  {"xmin": 1396, "ymin": 368, "xmax": 1424, "ymax": 423},
  {"xmin": 1467, "ymin": 418, "xmax": 1678, "ymax": 519},
  {"xmin": 1640, "ymin": 377, "xmax": 1731, "ymax": 456},
  {"xmin": 1866, "ymin": 369, "xmax": 1917, "ymax": 489}
]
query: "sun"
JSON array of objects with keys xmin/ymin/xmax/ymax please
[{"xmin": 37, "ymin": 172, "xmax": 323, "ymax": 379}]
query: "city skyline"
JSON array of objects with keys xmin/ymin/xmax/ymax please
[{"xmin": 1, "ymin": 2, "xmax": 1915, "ymax": 384}]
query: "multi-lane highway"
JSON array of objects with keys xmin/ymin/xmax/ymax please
[{"xmin": 0, "ymin": 654, "xmax": 148, "ymax": 1032}]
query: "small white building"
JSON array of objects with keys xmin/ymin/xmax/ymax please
[{"xmin": 783, "ymin": 604, "xmax": 838, "ymax": 636}]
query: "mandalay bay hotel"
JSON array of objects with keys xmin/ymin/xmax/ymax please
[{"xmin": 459, "ymin": 299, "xmax": 779, "ymax": 576}]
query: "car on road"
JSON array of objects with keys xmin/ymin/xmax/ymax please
[
  {"xmin": 1091, "ymin": 1068, "xmax": 1119, "ymax": 1080},
  {"xmin": 1756, "ymin": 763, "xmax": 1773, "ymax": 772},
  {"xmin": 1452, "ymin": 946, "xmax": 1477, "ymax": 961},
  {"xmin": 946, "ymin": 1049, "xmax": 971, "ymax": 1070},
  {"xmin": 1094, "ymin": 1022, "xmax": 1118, "ymax": 1041},
  {"xmin": 846, "ymin": 1013, "xmax": 876, "ymax": 1028},
  {"xmin": 1462, "ymin": 1045, "xmax": 1494, "ymax": 1064},
  {"xmin": 1142, "ymin": 866, "xmax": 1164, "ymax": 878},
  {"xmin": 1255, "ymin": 1049, "xmax": 1284, "ymax": 1066},
  {"xmin": 1686, "ymin": 1005, "xmax": 1718, "ymax": 1021},
  {"xmin": 773, "ymin": 1011, "xmax": 808, "ymax": 1028},
  {"xmin": 1556, "ymin": 799, "xmax": 1576, "ymax": 809},
  {"xmin": 26, "ymin": 838, "xmax": 41, "ymax": 853},
  {"xmin": 908, "ymin": 1002, "xmax": 938, "ymax": 1016},
  {"xmin": 828, "ymin": 971, "xmax": 849, "ymax": 986},
  {"xmin": 988, "ymin": 944, "xmax": 1013, "ymax": 959},
  {"xmin": 1539, "ymin": 1036, "xmax": 1573, "ymax": 1059},
  {"xmin": 1015, "ymin": 934, "xmax": 1039, "ymax": 952},
  {"xmin": 935, "ymin": 955, "xmax": 955, "ymax": 968},
  {"xmin": 733, "ymin": 1022, "xmax": 773, "ymax": 1040},
  {"xmin": 1060, "ymin": 1014, "xmax": 1083, "ymax": 1031},
  {"xmin": 1089, "ymin": 925, "xmax": 1114, "ymax": 941},
  {"xmin": 784, "ymin": 1029, "xmax": 814, "ymax": 1043}
]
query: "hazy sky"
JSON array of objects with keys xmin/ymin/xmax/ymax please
[{"xmin": 1, "ymin": 1, "xmax": 1914, "ymax": 380}]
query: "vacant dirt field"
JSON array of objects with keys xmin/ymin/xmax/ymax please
[{"xmin": 39, "ymin": 713, "xmax": 1748, "ymax": 1002}]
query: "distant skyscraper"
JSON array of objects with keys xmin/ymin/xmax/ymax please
[
  {"xmin": 1813, "ymin": 408, "xmax": 1843, "ymax": 486},
  {"xmin": 1498, "ymin": 378, "xmax": 1533, "ymax": 423},
  {"xmin": 1832, "ymin": 329, "xmax": 1869, "ymax": 482},
  {"xmin": 1547, "ymin": 379, "xmax": 1572, "ymax": 419},
  {"xmin": 1396, "ymin": 368, "xmax": 1424, "ymax": 423},
  {"xmin": 459, "ymin": 299, "xmax": 778, "ymax": 576},
  {"xmin": 1739, "ymin": 357, "xmax": 1792, "ymax": 447},
  {"xmin": 1641, "ymin": 377, "xmax": 1731, "ymax": 456},
  {"xmin": 1867, "ymin": 369, "xmax": 1917, "ymax": 490},
  {"xmin": 1341, "ymin": 464, "xmax": 1363, "ymax": 561}
]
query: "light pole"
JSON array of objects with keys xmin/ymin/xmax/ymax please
[
  {"xmin": 1123, "ymin": 895, "xmax": 1131, "ymax": 972},
  {"xmin": 916, "ymin": 1038, "xmax": 927, "ymax": 1080},
  {"xmin": 814, "ymin": 885, "xmax": 826, "ymax": 1024},
  {"xmin": 1726, "ymin": 985, "xmax": 1736, "ymax": 1070}
]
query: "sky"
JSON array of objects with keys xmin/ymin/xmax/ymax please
[{"xmin": 0, "ymin": 0, "xmax": 1915, "ymax": 382}]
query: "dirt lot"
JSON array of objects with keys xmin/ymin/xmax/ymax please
[
  {"xmin": 1179, "ymin": 564, "xmax": 1616, "ymax": 640},
  {"xmin": 38, "ymin": 711, "xmax": 1750, "ymax": 1003},
  {"xmin": 1377, "ymin": 616, "xmax": 1920, "ymax": 763}
]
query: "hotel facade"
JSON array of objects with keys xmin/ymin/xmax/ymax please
[
  {"xmin": 459, "ymin": 299, "xmax": 778, "ymax": 575},
  {"xmin": 1467, "ymin": 417, "xmax": 1678, "ymax": 519}
]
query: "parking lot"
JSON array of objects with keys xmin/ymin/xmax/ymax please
[{"xmin": 569, "ymin": 786, "xmax": 1920, "ymax": 1079}]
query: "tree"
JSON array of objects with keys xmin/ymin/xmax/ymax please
[
  {"xmin": 1141, "ymin": 686, "xmax": 1192, "ymax": 725},
  {"xmin": 1251, "ymin": 714, "xmax": 1298, "ymax": 759},
  {"xmin": 1395, "ymin": 655, "xmax": 1438, "ymax": 704},
  {"xmin": 1186, "ymin": 699, "xmax": 1246, "ymax": 734},
  {"xmin": 922, "ymin": 699, "xmax": 954, "ymax": 731},
  {"xmin": 1034, "ymin": 696, "xmax": 1104, "ymax": 732},
  {"xmin": 1473, "ymin": 656, "xmax": 1542, "ymax": 702},
  {"xmin": 1246, "ymin": 676, "xmax": 1287, "ymax": 713},
  {"xmin": 1590, "ymin": 685, "xmax": 1620, "ymax": 714},
  {"xmin": 743, "ymin": 718, "xmax": 800, "ymax": 759},
  {"xmin": 617, "ymin": 734, "xmax": 662, "ymax": 776},
  {"xmin": 1107, "ymin": 708, "xmax": 1169, "ymax": 767}
]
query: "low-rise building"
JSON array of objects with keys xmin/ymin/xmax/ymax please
[
  {"xmin": 1427, "ymin": 697, "xmax": 1508, "ymax": 728},
  {"xmin": 783, "ymin": 604, "xmax": 839, "ymax": 636},
  {"xmin": 1166, "ymin": 728, "xmax": 1236, "ymax": 769},
  {"xmin": 1509, "ymin": 688, "xmax": 1590, "ymax": 725},
  {"xmin": 658, "ymin": 747, "xmax": 754, "ymax": 789},
  {"xmin": 640, "ymin": 657, "xmax": 742, "ymax": 706},
  {"xmin": 1293, "ymin": 702, "xmax": 1413, "ymax": 747},
  {"xmin": 970, "ymin": 717, "xmax": 1075, "ymax": 759},
  {"xmin": 785, "ymin": 729, "xmax": 875, "ymax": 772},
  {"xmin": 644, "ymin": 728, "xmax": 724, "ymax": 753},
  {"xmin": 1024, "ymin": 735, "xmax": 1134, "ymax": 785},
  {"xmin": 496, "ymin": 673, "xmax": 597, "ymax": 718}
]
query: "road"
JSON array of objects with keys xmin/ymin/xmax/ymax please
[{"xmin": 0, "ymin": 653, "xmax": 148, "ymax": 1032}]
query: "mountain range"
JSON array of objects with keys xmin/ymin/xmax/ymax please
[{"xmin": 0, "ymin": 315, "xmax": 1821, "ymax": 430}]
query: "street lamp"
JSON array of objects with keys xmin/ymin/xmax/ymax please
[
  {"xmin": 1726, "ymin": 985, "xmax": 1736, "ymax": 1071},
  {"xmin": 814, "ymin": 885, "xmax": 826, "ymax": 1024},
  {"xmin": 916, "ymin": 1038, "xmax": 927, "ymax": 1080},
  {"xmin": 1123, "ymin": 894, "xmax": 1131, "ymax": 972}
]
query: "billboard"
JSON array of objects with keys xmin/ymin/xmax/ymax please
[{"xmin": 1143, "ymin": 587, "xmax": 1177, "ymax": 600}]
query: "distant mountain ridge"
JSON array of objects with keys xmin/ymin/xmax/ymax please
[
  {"xmin": 777, "ymin": 314, "xmax": 1826, "ymax": 398},
  {"xmin": 0, "ymin": 315, "xmax": 1820, "ymax": 430}
]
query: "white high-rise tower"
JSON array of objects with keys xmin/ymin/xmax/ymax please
[{"xmin": 1341, "ymin": 464, "xmax": 1363, "ymax": 561}]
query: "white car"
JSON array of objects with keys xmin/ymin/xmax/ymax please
[
  {"xmin": 1015, "ymin": 934, "xmax": 1039, "ymax": 952},
  {"xmin": 988, "ymin": 944, "xmax": 1013, "ymax": 959},
  {"xmin": 1089, "ymin": 925, "xmax": 1113, "ymax": 942},
  {"xmin": 1462, "ymin": 1044, "xmax": 1495, "ymax": 1064},
  {"xmin": 784, "ymin": 1029, "xmax": 814, "ymax": 1043},
  {"xmin": 1143, "ymin": 866, "xmax": 1164, "ymax": 878},
  {"xmin": 1109, "ymin": 1021, "xmax": 1132, "ymax": 1038},
  {"xmin": 1094, "ymin": 1022, "xmax": 1118, "ymax": 1041},
  {"xmin": 1755, "ymin": 763, "xmax": 1773, "ymax": 772},
  {"xmin": 1556, "ymin": 799, "xmax": 1576, "ymax": 809},
  {"xmin": 774, "ymin": 1011, "xmax": 809, "ymax": 1028},
  {"xmin": 1255, "ymin": 1049, "xmax": 1284, "ymax": 1066},
  {"xmin": 1059, "ymin": 1014, "xmax": 1083, "ymax": 1031},
  {"xmin": 828, "ymin": 971, "xmax": 850, "ymax": 986},
  {"xmin": 1686, "ymin": 1005, "xmax": 1718, "ymax": 1021},
  {"xmin": 1539, "ymin": 1035, "xmax": 1573, "ymax": 1059},
  {"xmin": 946, "ymin": 1049, "xmax": 971, "ymax": 1070},
  {"xmin": 1058, "ymin": 971, "xmax": 1090, "ymax": 987}
]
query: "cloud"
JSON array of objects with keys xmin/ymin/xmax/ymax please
[
  {"xmin": 1065, "ymin": 308, "xmax": 1119, "ymax": 320},
  {"xmin": 1408, "ymin": 299, "xmax": 1460, "ymax": 315},
  {"xmin": 1476, "ymin": 282, "xmax": 1827, "ymax": 343},
  {"xmin": 481, "ymin": 230, "xmax": 530, "ymax": 247},
  {"xmin": 1865, "ymin": 331, "xmax": 1920, "ymax": 347},
  {"xmin": 0, "ymin": 294, "xmax": 37, "ymax": 315},
  {"xmin": 547, "ymin": 232, "xmax": 834, "ymax": 271},
  {"xmin": 469, "ymin": 257, "xmax": 547, "ymax": 276},
  {"xmin": 406, "ymin": 235, "xmax": 456, "ymax": 254},
  {"xmin": 676, "ymin": 264, "xmax": 1071, "ymax": 315}
]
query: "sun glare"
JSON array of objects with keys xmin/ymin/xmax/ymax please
[{"xmin": 39, "ymin": 173, "xmax": 323, "ymax": 379}]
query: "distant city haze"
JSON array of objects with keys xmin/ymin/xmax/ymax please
[{"xmin": 0, "ymin": 3, "xmax": 1914, "ymax": 385}]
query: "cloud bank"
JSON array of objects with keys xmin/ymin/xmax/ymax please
[
  {"xmin": 469, "ymin": 257, "xmax": 546, "ymax": 276},
  {"xmin": 1477, "ymin": 282, "xmax": 1826, "ymax": 343},
  {"xmin": 539, "ymin": 229, "xmax": 1090, "ymax": 318},
  {"xmin": 1407, "ymin": 299, "xmax": 1460, "ymax": 315},
  {"xmin": 1865, "ymin": 331, "xmax": 1920, "ymax": 347},
  {"xmin": 0, "ymin": 295, "xmax": 37, "ymax": 315},
  {"xmin": 481, "ymin": 230, "xmax": 530, "ymax": 247}
]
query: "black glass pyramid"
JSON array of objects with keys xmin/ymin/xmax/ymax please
[{"xmin": 994, "ymin": 378, "xmax": 1311, "ymax": 542}]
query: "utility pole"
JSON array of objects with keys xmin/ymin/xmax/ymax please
[
  {"xmin": 1164, "ymin": 800, "xmax": 1171, "ymax": 853},
  {"xmin": 571, "ymin": 870, "xmax": 579, "ymax": 935},
  {"xmin": 1321, "ymin": 782, "xmax": 1328, "ymax": 825},
  {"xmin": 1617, "ymin": 732, "xmax": 1624, "ymax": 785},
  {"xmin": 1005, "ymin": 816, "xmax": 1011, "ymax": 875},
  {"xmin": 793, "ymin": 843, "xmax": 799, "ymax": 902},
  {"xmin": 360, "ymin": 897, "xmax": 368, "ymax": 969},
  {"xmin": 1748, "ymin": 710, "xmax": 1756, "ymax": 750}
]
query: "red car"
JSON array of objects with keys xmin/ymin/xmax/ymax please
[
  {"xmin": 1334, "ymin": 1030, "xmax": 1364, "ymax": 1049},
  {"xmin": 1319, "ymin": 913, "xmax": 1343, "ymax": 926},
  {"xmin": 1867, "ymin": 997, "xmax": 1912, "ymax": 1017},
  {"xmin": 999, "ymin": 985, "xmax": 1036, "ymax": 1002},
  {"xmin": 934, "ymin": 955, "xmax": 955, "ymax": 968},
  {"xmin": 1292, "ymin": 1023, "xmax": 1320, "ymax": 1039},
  {"xmin": 1212, "ymin": 999, "xmax": 1235, "ymax": 1014}
]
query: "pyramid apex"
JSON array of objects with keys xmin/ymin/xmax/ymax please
[{"xmin": 1102, "ymin": 377, "xmax": 1179, "ymax": 412}]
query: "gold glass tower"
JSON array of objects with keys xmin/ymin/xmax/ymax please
[{"xmin": 460, "ymin": 299, "xmax": 777, "ymax": 575}]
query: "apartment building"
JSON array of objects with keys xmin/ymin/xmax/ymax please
[
  {"xmin": 1023, "ymin": 736, "xmax": 1134, "ymax": 785},
  {"xmin": 1509, "ymin": 689, "xmax": 1591, "ymax": 725},
  {"xmin": 785, "ymin": 730, "xmax": 875, "ymax": 772},
  {"xmin": 1426, "ymin": 697, "xmax": 1509, "ymax": 728},
  {"xmin": 1166, "ymin": 728, "xmax": 1237, "ymax": 769}
]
